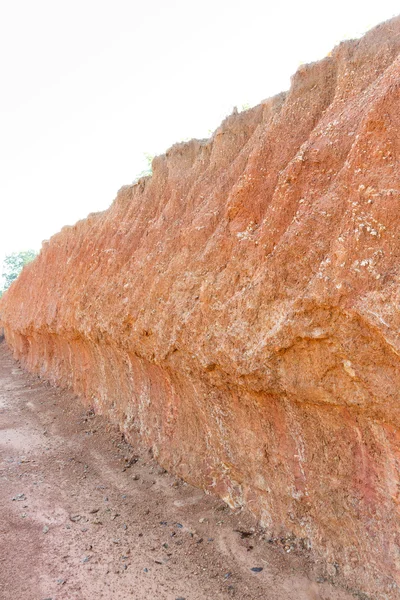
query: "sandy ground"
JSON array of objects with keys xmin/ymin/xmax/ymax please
[{"xmin": 0, "ymin": 341, "xmax": 356, "ymax": 600}]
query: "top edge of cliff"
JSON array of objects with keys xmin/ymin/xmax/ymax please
[{"xmin": 9, "ymin": 14, "xmax": 400, "ymax": 262}]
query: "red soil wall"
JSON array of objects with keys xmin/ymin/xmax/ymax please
[{"xmin": 2, "ymin": 17, "xmax": 400, "ymax": 598}]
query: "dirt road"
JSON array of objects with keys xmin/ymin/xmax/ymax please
[{"xmin": 0, "ymin": 341, "xmax": 354, "ymax": 600}]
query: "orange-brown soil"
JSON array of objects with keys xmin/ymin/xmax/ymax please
[{"xmin": 1, "ymin": 16, "xmax": 400, "ymax": 600}]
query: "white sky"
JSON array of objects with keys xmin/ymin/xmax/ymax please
[{"xmin": 1, "ymin": 0, "xmax": 399, "ymax": 273}]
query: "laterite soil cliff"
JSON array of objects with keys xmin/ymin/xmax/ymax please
[{"xmin": 1, "ymin": 17, "xmax": 400, "ymax": 599}]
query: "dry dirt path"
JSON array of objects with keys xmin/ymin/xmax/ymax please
[{"xmin": 0, "ymin": 341, "xmax": 355, "ymax": 600}]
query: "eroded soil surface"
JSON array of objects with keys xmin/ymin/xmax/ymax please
[{"xmin": 0, "ymin": 342, "xmax": 354, "ymax": 600}]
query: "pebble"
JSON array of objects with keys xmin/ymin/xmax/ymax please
[
  {"xmin": 12, "ymin": 493, "xmax": 26, "ymax": 501},
  {"xmin": 250, "ymin": 567, "xmax": 263, "ymax": 573},
  {"xmin": 69, "ymin": 514, "xmax": 82, "ymax": 522}
]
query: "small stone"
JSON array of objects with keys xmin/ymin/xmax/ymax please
[
  {"xmin": 12, "ymin": 493, "xmax": 26, "ymax": 502},
  {"xmin": 69, "ymin": 514, "xmax": 82, "ymax": 522},
  {"xmin": 43, "ymin": 526, "xmax": 49, "ymax": 534},
  {"xmin": 250, "ymin": 567, "xmax": 263, "ymax": 573}
]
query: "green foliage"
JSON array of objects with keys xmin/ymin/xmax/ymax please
[
  {"xmin": 135, "ymin": 152, "xmax": 154, "ymax": 181},
  {"xmin": 1, "ymin": 250, "xmax": 37, "ymax": 292}
]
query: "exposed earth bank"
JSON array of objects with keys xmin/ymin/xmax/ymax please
[
  {"xmin": 1, "ymin": 16, "xmax": 400, "ymax": 600},
  {"xmin": 0, "ymin": 342, "xmax": 354, "ymax": 600}
]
